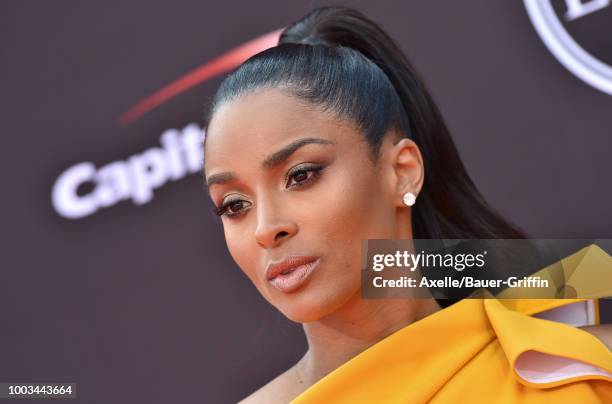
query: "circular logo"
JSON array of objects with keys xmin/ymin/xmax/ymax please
[{"xmin": 524, "ymin": 0, "xmax": 612, "ymax": 95}]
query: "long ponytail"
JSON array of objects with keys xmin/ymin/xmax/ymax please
[{"xmin": 278, "ymin": 6, "xmax": 526, "ymax": 240}]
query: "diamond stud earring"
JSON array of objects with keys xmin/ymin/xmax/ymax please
[{"xmin": 402, "ymin": 192, "xmax": 416, "ymax": 207}]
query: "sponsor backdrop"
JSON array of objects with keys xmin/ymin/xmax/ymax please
[{"xmin": 1, "ymin": 1, "xmax": 610, "ymax": 402}]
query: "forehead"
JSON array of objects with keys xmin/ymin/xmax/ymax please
[{"xmin": 204, "ymin": 88, "xmax": 362, "ymax": 172}]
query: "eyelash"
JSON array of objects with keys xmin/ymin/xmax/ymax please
[{"xmin": 212, "ymin": 164, "xmax": 324, "ymax": 218}]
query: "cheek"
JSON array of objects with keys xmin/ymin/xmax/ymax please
[
  {"xmin": 313, "ymin": 169, "xmax": 388, "ymax": 242},
  {"xmin": 301, "ymin": 168, "xmax": 389, "ymax": 291},
  {"xmin": 223, "ymin": 224, "xmax": 260, "ymax": 283}
]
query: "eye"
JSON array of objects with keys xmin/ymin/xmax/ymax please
[
  {"xmin": 286, "ymin": 164, "xmax": 324, "ymax": 188},
  {"xmin": 213, "ymin": 198, "xmax": 251, "ymax": 218},
  {"xmin": 212, "ymin": 164, "xmax": 324, "ymax": 219}
]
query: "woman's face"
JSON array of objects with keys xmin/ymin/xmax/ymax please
[{"xmin": 204, "ymin": 88, "xmax": 417, "ymax": 322}]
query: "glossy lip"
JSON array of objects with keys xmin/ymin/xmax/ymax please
[{"xmin": 265, "ymin": 255, "xmax": 320, "ymax": 281}]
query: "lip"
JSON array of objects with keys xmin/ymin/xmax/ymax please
[
  {"xmin": 265, "ymin": 255, "xmax": 320, "ymax": 280},
  {"xmin": 265, "ymin": 256, "xmax": 320, "ymax": 293}
]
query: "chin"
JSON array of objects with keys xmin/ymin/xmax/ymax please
[
  {"xmin": 281, "ymin": 308, "xmax": 321, "ymax": 323},
  {"xmin": 274, "ymin": 286, "xmax": 356, "ymax": 323}
]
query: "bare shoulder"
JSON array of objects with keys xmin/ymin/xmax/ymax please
[
  {"xmin": 578, "ymin": 324, "xmax": 612, "ymax": 350},
  {"xmin": 238, "ymin": 366, "xmax": 300, "ymax": 404}
]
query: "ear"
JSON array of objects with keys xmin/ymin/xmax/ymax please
[{"xmin": 387, "ymin": 137, "xmax": 424, "ymax": 207}]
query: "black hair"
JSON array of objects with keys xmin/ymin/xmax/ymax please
[{"xmin": 206, "ymin": 6, "xmax": 527, "ymax": 243}]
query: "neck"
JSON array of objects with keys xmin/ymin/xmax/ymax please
[{"xmin": 295, "ymin": 292, "xmax": 441, "ymax": 385}]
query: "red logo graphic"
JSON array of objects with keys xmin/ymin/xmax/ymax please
[{"xmin": 119, "ymin": 29, "xmax": 283, "ymax": 126}]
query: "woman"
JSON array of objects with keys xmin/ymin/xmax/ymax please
[{"xmin": 203, "ymin": 6, "xmax": 612, "ymax": 403}]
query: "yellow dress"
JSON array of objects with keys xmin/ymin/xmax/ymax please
[{"xmin": 291, "ymin": 245, "xmax": 612, "ymax": 403}]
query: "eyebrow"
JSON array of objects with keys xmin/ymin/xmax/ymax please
[{"xmin": 205, "ymin": 137, "xmax": 334, "ymax": 188}]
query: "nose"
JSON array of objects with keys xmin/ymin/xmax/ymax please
[{"xmin": 254, "ymin": 197, "xmax": 298, "ymax": 249}]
